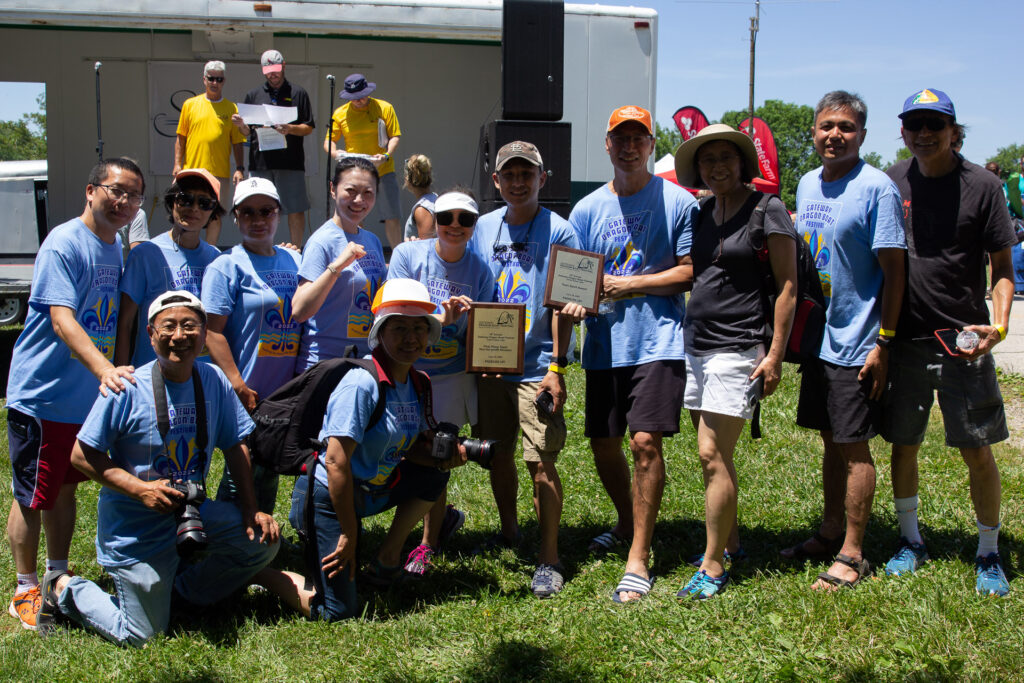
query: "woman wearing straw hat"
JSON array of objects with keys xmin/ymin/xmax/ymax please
[{"xmin": 673, "ymin": 124, "xmax": 798, "ymax": 599}]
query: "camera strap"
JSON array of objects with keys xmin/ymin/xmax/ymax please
[{"xmin": 152, "ymin": 363, "xmax": 209, "ymax": 470}]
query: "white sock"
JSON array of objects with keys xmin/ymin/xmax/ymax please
[
  {"xmin": 15, "ymin": 572, "xmax": 39, "ymax": 595},
  {"xmin": 976, "ymin": 520, "xmax": 1000, "ymax": 557},
  {"xmin": 894, "ymin": 496, "xmax": 923, "ymax": 545},
  {"xmin": 45, "ymin": 558, "xmax": 68, "ymax": 574}
]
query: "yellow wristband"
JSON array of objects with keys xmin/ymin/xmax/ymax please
[
  {"xmin": 547, "ymin": 363, "xmax": 566, "ymax": 375},
  {"xmin": 996, "ymin": 324, "xmax": 1007, "ymax": 341},
  {"xmin": 879, "ymin": 327, "xmax": 896, "ymax": 338}
]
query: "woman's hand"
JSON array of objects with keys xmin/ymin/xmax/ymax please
[
  {"xmin": 322, "ymin": 532, "xmax": 357, "ymax": 581},
  {"xmin": 438, "ymin": 295, "xmax": 472, "ymax": 326},
  {"xmin": 330, "ymin": 242, "xmax": 366, "ymax": 274},
  {"xmin": 749, "ymin": 354, "xmax": 783, "ymax": 398}
]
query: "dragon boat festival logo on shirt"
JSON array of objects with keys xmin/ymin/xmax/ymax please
[
  {"xmin": 797, "ymin": 200, "xmax": 840, "ymax": 298},
  {"xmin": 170, "ymin": 264, "xmax": 204, "ymax": 292},
  {"xmin": 496, "ymin": 269, "xmax": 533, "ymax": 333},
  {"xmin": 424, "ymin": 278, "xmax": 470, "ymax": 359},
  {"xmin": 600, "ymin": 212, "xmax": 650, "ymax": 277},
  {"xmin": 76, "ymin": 265, "xmax": 120, "ymax": 360},
  {"xmin": 153, "ymin": 402, "xmax": 207, "ymax": 481},
  {"xmin": 490, "ymin": 242, "xmax": 536, "ymax": 270},
  {"xmin": 368, "ymin": 401, "xmax": 420, "ymax": 485},
  {"xmin": 348, "ymin": 251, "xmax": 386, "ymax": 339},
  {"xmin": 258, "ymin": 269, "xmax": 301, "ymax": 358}
]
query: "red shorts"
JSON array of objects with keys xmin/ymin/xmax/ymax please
[{"xmin": 8, "ymin": 408, "xmax": 87, "ymax": 509}]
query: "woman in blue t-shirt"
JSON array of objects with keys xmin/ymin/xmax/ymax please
[
  {"xmin": 672, "ymin": 125, "xmax": 798, "ymax": 599},
  {"xmin": 114, "ymin": 169, "xmax": 223, "ymax": 367},
  {"xmin": 202, "ymin": 177, "xmax": 301, "ymax": 514},
  {"xmin": 270, "ymin": 278, "xmax": 467, "ymax": 621}
]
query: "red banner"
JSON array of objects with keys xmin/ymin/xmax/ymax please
[
  {"xmin": 672, "ymin": 106, "xmax": 710, "ymax": 141},
  {"xmin": 739, "ymin": 117, "xmax": 780, "ymax": 189}
]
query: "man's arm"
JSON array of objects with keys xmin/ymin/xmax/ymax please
[
  {"xmin": 232, "ymin": 143, "xmax": 245, "ymax": 184},
  {"xmin": 602, "ymin": 254, "xmax": 693, "ymax": 299},
  {"xmin": 964, "ymin": 246, "xmax": 1013, "ymax": 359},
  {"xmin": 858, "ymin": 247, "xmax": 906, "ymax": 399},
  {"xmin": 113, "ymin": 294, "xmax": 138, "ymax": 368},
  {"xmin": 51, "ymin": 305, "xmax": 135, "ymax": 396},
  {"xmin": 222, "ymin": 442, "xmax": 278, "ymax": 543},
  {"xmin": 536, "ymin": 303, "xmax": 586, "ymax": 412},
  {"xmin": 173, "ymin": 134, "xmax": 186, "ymax": 176},
  {"xmin": 71, "ymin": 440, "xmax": 182, "ymax": 513}
]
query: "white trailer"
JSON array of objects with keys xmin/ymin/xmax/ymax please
[{"xmin": 0, "ymin": 0, "xmax": 655, "ymax": 248}]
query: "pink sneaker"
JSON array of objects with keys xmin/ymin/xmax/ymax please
[{"xmin": 404, "ymin": 544, "xmax": 436, "ymax": 577}]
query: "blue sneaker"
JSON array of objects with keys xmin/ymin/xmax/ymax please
[
  {"xmin": 676, "ymin": 569, "xmax": 729, "ymax": 600},
  {"xmin": 975, "ymin": 553, "xmax": 1010, "ymax": 597},
  {"xmin": 884, "ymin": 538, "xmax": 929, "ymax": 576}
]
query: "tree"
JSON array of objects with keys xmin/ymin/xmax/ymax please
[
  {"xmin": 0, "ymin": 92, "xmax": 45, "ymax": 161},
  {"xmin": 720, "ymin": 100, "xmax": 817, "ymax": 209},
  {"xmin": 987, "ymin": 143, "xmax": 1024, "ymax": 179},
  {"xmin": 655, "ymin": 121, "xmax": 682, "ymax": 161},
  {"xmin": 863, "ymin": 152, "xmax": 884, "ymax": 170}
]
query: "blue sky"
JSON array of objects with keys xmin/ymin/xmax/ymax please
[{"xmin": 605, "ymin": 0, "xmax": 1023, "ymax": 166}]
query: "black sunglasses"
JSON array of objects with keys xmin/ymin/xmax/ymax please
[
  {"xmin": 174, "ymin": 192, "xmax": 218, "ymax": 211},
  {"xmin": 436, "ymin": 211, "xmax": 476, "ymax": 228},
  {"xmin": 205, "ymin": 76, "xmax": 225, "ymax": 83},
  {"xmin": 902, "ymin": 116, "xmax": 949, "ymax": 133},
  {"xmin": 493, "ymin": 242, "xmax": 528, "ymax": 254}
]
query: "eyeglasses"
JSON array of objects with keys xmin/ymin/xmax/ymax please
[
  {"xmin": 436, "ymin": 211, "xmax": 476, "ymax": 228},
  {"xmin": 154, "ymin": 320, "xmax": 202, "ymax": 335},
  {"xmin": 97, "ymin": 185, "xmax": 145, "ymax": 207},
  {"xmin": 235, "ymin": 206, "xmax": 280, "ymax": 220},
  {"xmin": 698, "ymin": 153, "xmax": 740, "ymax": 168},
  {"xmin": 205, "ymin": 76, "xmax": 225, "ymax": 83},
  {"xmin": 608, "ymin": 133, "xmax": 653, "ymax": 146},
  {"xmin": 174, "ymin": 192, "xmax": 218, "ymax": 211},
  {"xmin": 902, "ymin": 116, "xmax": 949, "ymax": 133}
]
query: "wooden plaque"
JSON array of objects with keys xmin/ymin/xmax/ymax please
[
  {"xmin": 466, "ymin": 303, "xmax": 526, "ymax": 375},
  {"xmin": 543, "ymin": 244, "xmax": 605, "ymax": 315}
]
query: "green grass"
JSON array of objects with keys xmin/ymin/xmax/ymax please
[{"xmin": 1, "ymin": 364, "xmax": 1023, "ymax": 682}]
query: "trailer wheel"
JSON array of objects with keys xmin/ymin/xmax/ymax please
[{"xmin": 0, "ymin": 297, "xmax": 26, "ymax": 326}]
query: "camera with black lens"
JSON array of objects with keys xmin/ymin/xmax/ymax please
[
  {"xmin": 169, "ymin": 480, "xmax": 207, "ymax": 558},
  {"xmin": 430, "ymin": 422, "xmax": 495, "ymax": 470}
]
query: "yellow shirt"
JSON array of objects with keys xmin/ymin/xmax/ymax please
[
  {"xmin": 176, "ymin": 95, "xmax": 245, "ymax": 178},
  {"xmin": 325, "ymin": 98, "xmax": 401, "ymax": 176}
]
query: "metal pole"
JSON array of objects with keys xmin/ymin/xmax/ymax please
[
  {"xmin": 747, "ymin": 0, "xmax": 759, "ymax": 137},
  {"xmin": 325, "ymin": 74, "xmax": 336, "ymax": 221},
  {"xmin": 94, "ymin": 62, "xmax": 104, "ymax": 161}
]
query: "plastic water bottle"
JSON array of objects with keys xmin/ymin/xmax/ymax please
[{"xmin": 956, "ymin": 329, "xmax": 979, "ymax": 352}]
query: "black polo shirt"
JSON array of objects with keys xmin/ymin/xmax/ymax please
[{"xmin": 243, "ymin": 79, "xmax": 314, "ymax": 172}]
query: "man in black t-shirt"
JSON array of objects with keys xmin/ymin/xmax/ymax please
[
  {"xmin": 881, "ymin": 88, "xmax": 1016, "ymax": 597},
  {"xmin": 231, "ymin": 50, "xmax": 314, "ymax": 246}
]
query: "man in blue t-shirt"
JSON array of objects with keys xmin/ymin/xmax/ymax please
[
  {"xmin": 569, "ymin": 106, "xmax": 698, "ymax": 603},
  {"xmin": 5, "ymin": 158, "xmax": 143, "ymax": 631},
  {"xmin": 471, "ymin": 141, "xmax": 586, "ymax": 598},
  {"xmin": 785, "ymin": 91, "xmax": 906, "ymax": 591},
  {"xmin": 35, "ymin": 291, "xmax": 279, "ymax": 645}
]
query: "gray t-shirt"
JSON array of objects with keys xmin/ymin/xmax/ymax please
[
  {"xmin": 119, "ymin": 210, "xmax": 150, "ymax": 256},
  {"xmin": 403, "ymin": 192, "xmax": 436, "ymax": 240}
]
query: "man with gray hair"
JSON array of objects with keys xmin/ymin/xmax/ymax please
[{"xmin": 174, "ymin": 60, "xmax": 245, "ymax": 246}]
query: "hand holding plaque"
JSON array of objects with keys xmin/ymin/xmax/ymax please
[
  {"xmin": 543, "ymin": 245, "xmax": 605, "ymax": 315},
  {"xmin": 466, "ymin": 303, "xmax": 526, "ymax": 375}
]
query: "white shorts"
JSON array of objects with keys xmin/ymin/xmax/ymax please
[
  {"xmin": 684, "ymin": 346, "xmax": 765, "ymax": 420},
  {"xmin": 429, "ymin": 372, "xmax": 478, "ymax": 427}
]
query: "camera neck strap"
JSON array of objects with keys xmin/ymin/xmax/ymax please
[{"xmin": 151, "ymin": 362, "xmax": 209, "ymax": 463}]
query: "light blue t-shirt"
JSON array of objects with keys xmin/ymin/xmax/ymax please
[
  {"xmin": 387, "ymin": 239, "xmax": 494, "ymax": 377},
  {"xmin": 297, "ymin": 221, "xmax": 386, "ymax": 370},
  {"xmin": 569, "ymin": 176, "xmax": 697, "ymax": 370},
  {"xmin": 77, "ymin": 361, "xmax": 254, "ymax": 567},
  {"xmin": 7, "ymin": 219, "xmax": 123, "ymax": 423},
  {"xmin": 471, "ymin": 207, "xmax": 580, "ymax": 381},
  {"xmin": 795, "ymin": 159, "xmax": 906, "ymax": 367},
  {"xmin": 315, "ymin": 366, "xmax": 427, "ymax": 489},
  {"xmin": 120, "ymin": 231, "xmax": 221, "ymax": 366},
  {"xmin": 202, "ymin": 245, "xmax": 302, "ymax": 399}
]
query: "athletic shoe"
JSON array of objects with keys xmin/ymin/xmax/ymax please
[
  {"xmin": 884, "ymin": 538, "xmax": 929, "ymax": 576},
  {"xmin": 676, "ymin": 569, "xmax": 729, "ymax": 600},
  {"xmin": 531, "ymin": 564, "xmax": 565, "ymax": 599},
  {"xmin": 8, "ymin": 585, "xmax": 41, "ymax": 630},
  {"xmin": 687, "ymin": 547, "xmax": 748, "ymax": 568},
  {"xmin": 437, "ymin": 505, "xmax": 466, "ymax": 550},
  {"xmin": 975, "ymin": 553, "xmax": 1010, "ymax": 597},
  {"xmin": 403, "ymin": 544, "xmax": 436, "ymax": 577},
  {"xmin": 36, "ymin": 569, "xmax": 69, "ymax": 636}
]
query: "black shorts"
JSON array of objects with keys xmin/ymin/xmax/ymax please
[
  {"xmin": 796, "ymin": 358, "xmax": 880, "ymax": 443},
  {"xmin": 584, "ymin": 359, "xmax": 685, "ymax": 438}
]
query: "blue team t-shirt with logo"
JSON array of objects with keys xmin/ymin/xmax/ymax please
[
  {"xmin": 77, "ymin": 361, "xmax": 254, "ymax": 566},
  {"xmin": 297, "ymin": 221, "xmax": 386, "ymax": 369},
  {"xmin": 120, "ymin": 231, "xmax": 221, "ymax": 366},
  {"xmin": 795, "ymin": 159, "xmax": 906, "ymax": 367},
  {"xmin": 569, "ymin": 177, "xmax": 697, "ymax": 370},
  {"xmin": 202, "ymin": 245, "xmax": 302, "ymax": 399},
  {"xmin": 387, "ymin": 239, "xmax": 494, "ymax": 377},
  {"xmin": 471, "ymin": 207, "xmax": 579, "ymax": 381},
  {"xmin": 7, "ymin": 218, "xmax": 123, "ymax": 424}
]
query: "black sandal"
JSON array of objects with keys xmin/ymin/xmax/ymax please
[
  {"xmin": 815, "ymin": 553, "xmax": 871, "ymax": 589},
  {"xmin": 780, "ymin": 531, "xmax": 843, "ymax": 562}
]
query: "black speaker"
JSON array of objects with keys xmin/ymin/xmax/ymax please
[
  {"xmin": 502, "ymin": 0, "xmax": 564, "ymax": 121},
  {"xmin": 478, "ymin": 120, "xmax": 572, "ymax": 205}
]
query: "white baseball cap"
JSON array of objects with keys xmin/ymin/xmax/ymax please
[
  {"xmin": 148, "ymin": 290, "xmax": 206, "ymax": 324},
  {"xmin": 232, "ymin": 177, "xmax": 281, "ymax": 208},
  {"xmin": 261, "ymin": 50, "xmax": 285, "ymax": 74}
]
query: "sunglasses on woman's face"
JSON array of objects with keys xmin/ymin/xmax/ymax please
[
  {"xmin": 902, "ymin": 116, "xmax": 949, "ymax": 133},
  {"xmin": 174, "ymin": 192, "xmax": 218, "ymax": 211},
  {"xmin": 436, "ymin": 211, "xmax": 476, "ymax": 228}
]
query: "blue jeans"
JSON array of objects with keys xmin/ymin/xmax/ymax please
[
  {"xmin": 58, "ymin": 498, "xmax": 279, "ymax": 647},
  {"xmin": 289, "ymin": 460, "xmax": 448, "ymax": 621}
]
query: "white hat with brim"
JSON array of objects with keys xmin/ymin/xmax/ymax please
[
  {"xmin": 366, "ymin": 278, "xmax": 442, "ymax": 350},
  {"xmin": 433, "ymin": 192, "xmax": 478, "ymax": 215},
  {"xmin": 673, "ymin": 123, "xmax": 761, "ymax": 189},
  {"xmin": 233, "ymin": 176, "xmax": 281, "ymax": 208},
  {"xmin": 148, "ymin": 290, "xmax": 207, "ymax": 324}
]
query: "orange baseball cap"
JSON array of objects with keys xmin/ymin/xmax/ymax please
[{"xmin": 607, "ymin": 105, "xmax": 653, "ymax": 135}]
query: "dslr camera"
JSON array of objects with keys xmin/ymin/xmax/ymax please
[
  {"xmin": 430, "ymin": 422, "xmax": 495, "ymax": 470},
  {"xmin": 169, "ymin": 480, "xmax": 207, "ymax": 558}
]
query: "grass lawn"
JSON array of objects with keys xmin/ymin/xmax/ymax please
[{"xmin": 1, "ymin": 364, "xmax": 1022, "ymax": 681}]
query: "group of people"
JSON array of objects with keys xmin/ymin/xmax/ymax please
[{"xmin": 4, "ymin": 80, "xmax": 1016, "ymax": 646}]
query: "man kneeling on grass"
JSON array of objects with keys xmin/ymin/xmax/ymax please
[{"xmin": 36, "ymin": 291, "xmax": 279, "ymax": 646}]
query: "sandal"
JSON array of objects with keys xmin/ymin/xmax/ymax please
[
  {"xmin": 815, "ymin": 553, "xmax": 871, "ymax": 589},
  {"xmin": 589, "ymin": 529, "xmax": 631, "ymax": 554},
  {"xmin": 780, "ymin": 531, "xmax": 843, "ymax": 562},
  {"xmin": 362, "ymin": 557, "xmax": 404, "ymax": 588},
  {"xmin": 612, "ymin": 572, "xmax": 654, "ymax": 603}
]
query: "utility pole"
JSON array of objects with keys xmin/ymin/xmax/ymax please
[{"xmin": 747, "ymin": 0, "xmax": 760, "ymax": 137}]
